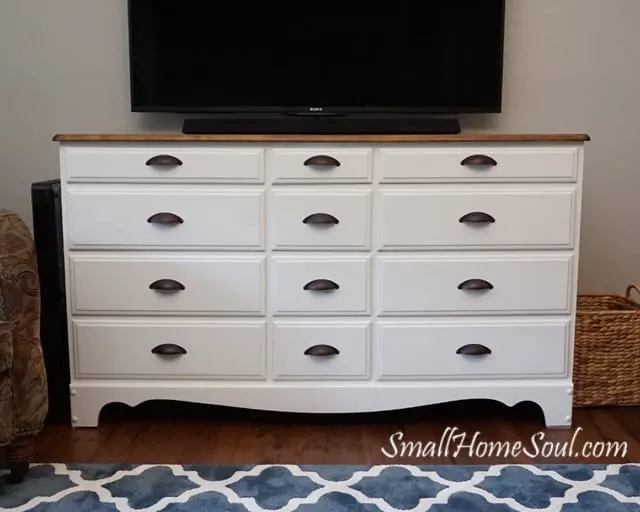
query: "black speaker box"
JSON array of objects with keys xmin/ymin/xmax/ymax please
[{"xmin": 31, "ymin": 179, "xmax": 71, "ymax": 424}]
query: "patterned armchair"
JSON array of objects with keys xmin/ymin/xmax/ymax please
[{"xmin": 0, "ymin": 209, "xmax": 48, "ymax": 482}]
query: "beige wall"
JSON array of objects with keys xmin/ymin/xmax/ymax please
[{"xmin": 1, "ymin": 0, "xmax": 639, "ymax": 293}]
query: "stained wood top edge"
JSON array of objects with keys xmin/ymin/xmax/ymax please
[{"xmin": 52, "ymin": 133, "xmax": 591, "ymax": 143}]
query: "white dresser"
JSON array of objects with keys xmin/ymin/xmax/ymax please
[{"xmin": 54, "ymin": 133, "xmax": 589, "ymax": 428}]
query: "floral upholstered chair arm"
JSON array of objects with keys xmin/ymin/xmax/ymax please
[
  {"xmin": 0, "ymin": 319, "xmax": 13, "ymax": 447},
  {"xmin": 0, "ymin": 209, "xmax": 48, "ymax": 481}
]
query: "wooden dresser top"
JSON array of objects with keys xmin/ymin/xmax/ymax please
[{"xmin": 52, "ymin": 133, "xmax": 591, "ymax": 143}]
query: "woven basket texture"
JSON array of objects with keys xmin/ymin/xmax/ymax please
[{"xmin": 574, "ymin": 285, "xmax": 640, "ymax": 406}]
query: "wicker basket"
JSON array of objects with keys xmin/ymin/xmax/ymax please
[{"xmin": 574, "ymin": 284, "xmax": 640, "ymax": 406}]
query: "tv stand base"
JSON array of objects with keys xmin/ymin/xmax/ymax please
[{"xmin": 182, "ymin": 115, "xmax": 461, "ymax": 135}]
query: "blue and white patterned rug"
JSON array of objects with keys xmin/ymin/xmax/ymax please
[{"xmin": 1, "ymin": 463, "xmax": 639, "ymax": 511}]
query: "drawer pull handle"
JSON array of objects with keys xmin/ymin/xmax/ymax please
[
  {"xmin": 147, "ymin": 212, "xmax": 184, "ymax": 225},
  {"xmin": 303, "ymin": 155, "xmax": 341, "ymax": 167},
  {"xmin": 152, "ymin": 343, "xmax": 187, "ymax": 356},
  {"xmin": 149, "ymin": 279, "xmax": 185, "ymax": 292},
  {"xmin": 303, "ymin": 279, "xmax": 340, "ymax": 291},
  {"xmin": 303, "ymin": 213, "xmax": 340, "ymax": 225},
  {"xmin": 304, "ymin": 344, "xmax": 340, "ymax": 356},
  {"xmin": 458, "ymin": 279, "xmax": 494, "ymax": 291},
  {"xmin": 459, "ymin": 212, "xmax": 496, "ymax": 224},
  {"xmin": 456, "ymin": 344, "xmax": 492, "ymax": 356},
  {"xmin": 461, "ymin": 154, "xmax": 498, "ymax": 167},
  {"xmin": 145, "ymin": 154, "xmax": 183, "ymax": 167}
]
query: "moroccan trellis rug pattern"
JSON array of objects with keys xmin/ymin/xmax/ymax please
[{"xmin": 1, "ymin": 463, "xmax": 639, "ymax": 511}]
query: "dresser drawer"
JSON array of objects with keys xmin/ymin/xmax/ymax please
[
  {"xmin": 268, "ymin": 146, "xmax": 372, "ymax": 183},
  {"xmin": 377, "ymin": 317, "xmax": 570, "ymax": 380},
  {"xmin": 73, "ymin": 318, "xmax": 267, "ymax": 380},
  {"xmin": 62, "ymin": 144, "xmax": 264, "ymax": 183},
  {"xmin": 272, "ymin": 320, "xmax": 370, "ymax": 380},
  {"xmin": 269, "ymin": 188, "xmax": 371, "ymax": 250},
  {"xmin": 69, "ymin": 253, "xmax": 265, "ymax": 315},
  {"xmin": 64, "ymin": 185, "xmax": 264, "ymax": 250},
  {"xmin": 375, "ymin": 145, "xmax": 579, "ymax": 182},
  {"xmin": 377, "ymin": 184, "xmax": 576, "ymax": 250},
  {"xmin": 377, "ymin": 252, "xmax": 573, "ymax": 315},
  {"xmin": 269, "ymin": 255, "xmax": 370, "ymax": 315}
]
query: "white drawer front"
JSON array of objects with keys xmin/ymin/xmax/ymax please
[
  {"xmin": 378, "ymin": 253, "xmax": 573, "ymax": 315},
  {"xmin": 62, "ymin": 145, "xmax": 264, "ymax": 183},
  {"xmin": 268, "ymin": 146, "xmax": 372, "ymax": 183},
  {"xmin": 70, "ymin": 253, "xmax": 265, "ymax": 315},
  {"xmin": 269, "ymin": 189, "xmax": 371, "ymax": 250},
  {"xmin": 272, "ymin": 320, "xmax": 370, "ymax": 380},
  {"xmin": 270, "ymin": 255, "xmax": 370, "ymax": 315},
  {"xmin": 73, "ymin": 319, "xmax": 266, "ymax": 380},
  {"xmin": 377, "ymin": 185, "xmax": 576, "ymax": 250},
  {"xmin": 65, "ymin": 185, "xmax": 264, "ymax": 250},
  {"xmin": 376, "ymin": 146, "xmax": 579, "ymax": 182},
  {"xmin": 377, "ymin": 317, "xmax": 570, "ymax": 380}
]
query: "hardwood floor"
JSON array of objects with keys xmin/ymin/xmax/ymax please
[{"xmin": 32, "ymin": 401, "xmax": 640, "ymax": 466}]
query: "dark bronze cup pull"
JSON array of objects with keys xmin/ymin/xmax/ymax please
[
  {"xmin": 303, "ymin": 213, "xmax": 340, "ymax": 225},
  {"xmin": 145, "ymin": 154, "xmax": 183, "ymax": 167},
  {"xmin": 304, "ymin": 344, "xmax": 340, "ymax": 356},
  {"xmin": 456, "ymin": 344, "xmax": 492, "ymax": 356},
  {"xmin": 459, "ymin": 212, "xmax": 496, "ymax": 224},
  {"xmin": 303, "ymin": 279, "xmax": 340, "ymax": 291},
  {"xmin": 458, "ymin": 279, "xmax": 494, "ymax": 291},
  {"xmin": 303, "ymin": 155, "xmax": 341, "ymax": 167},
  {"xmin": 147, "ymin": 212, "xmax": 184, "ymax": 225},
  {"xmin": 460, "ymin": 154, "xmax": 498, "ymax": 167},
  {"xmin": 149, "ymin": 279, "xmax": 185, "ymax": 292},
  {"xmin": 151, "ymin": 343, "xmax": 187, "ymax": 356}
]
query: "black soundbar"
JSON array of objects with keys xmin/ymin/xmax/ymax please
[{"xmin": 182, "ymin": 115, "xmax": 461, "ymax": 135}]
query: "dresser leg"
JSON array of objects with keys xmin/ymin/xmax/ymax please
[
  {"xmin": 538, "ymin": 390, "xmax": 574, "ymax": 429},
  {"xmin": 70, "ymin": 387, "xmax": 105, "ymax": 427}
]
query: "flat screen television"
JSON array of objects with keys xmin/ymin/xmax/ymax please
[{"xmin": 127, "ymin": 0, "xmax": 506, "ymax": 134}]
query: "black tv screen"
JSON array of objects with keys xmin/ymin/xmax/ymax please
[{"xmin": 128, "ymin": 1, "xmax": 505, "ymax": 114}]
